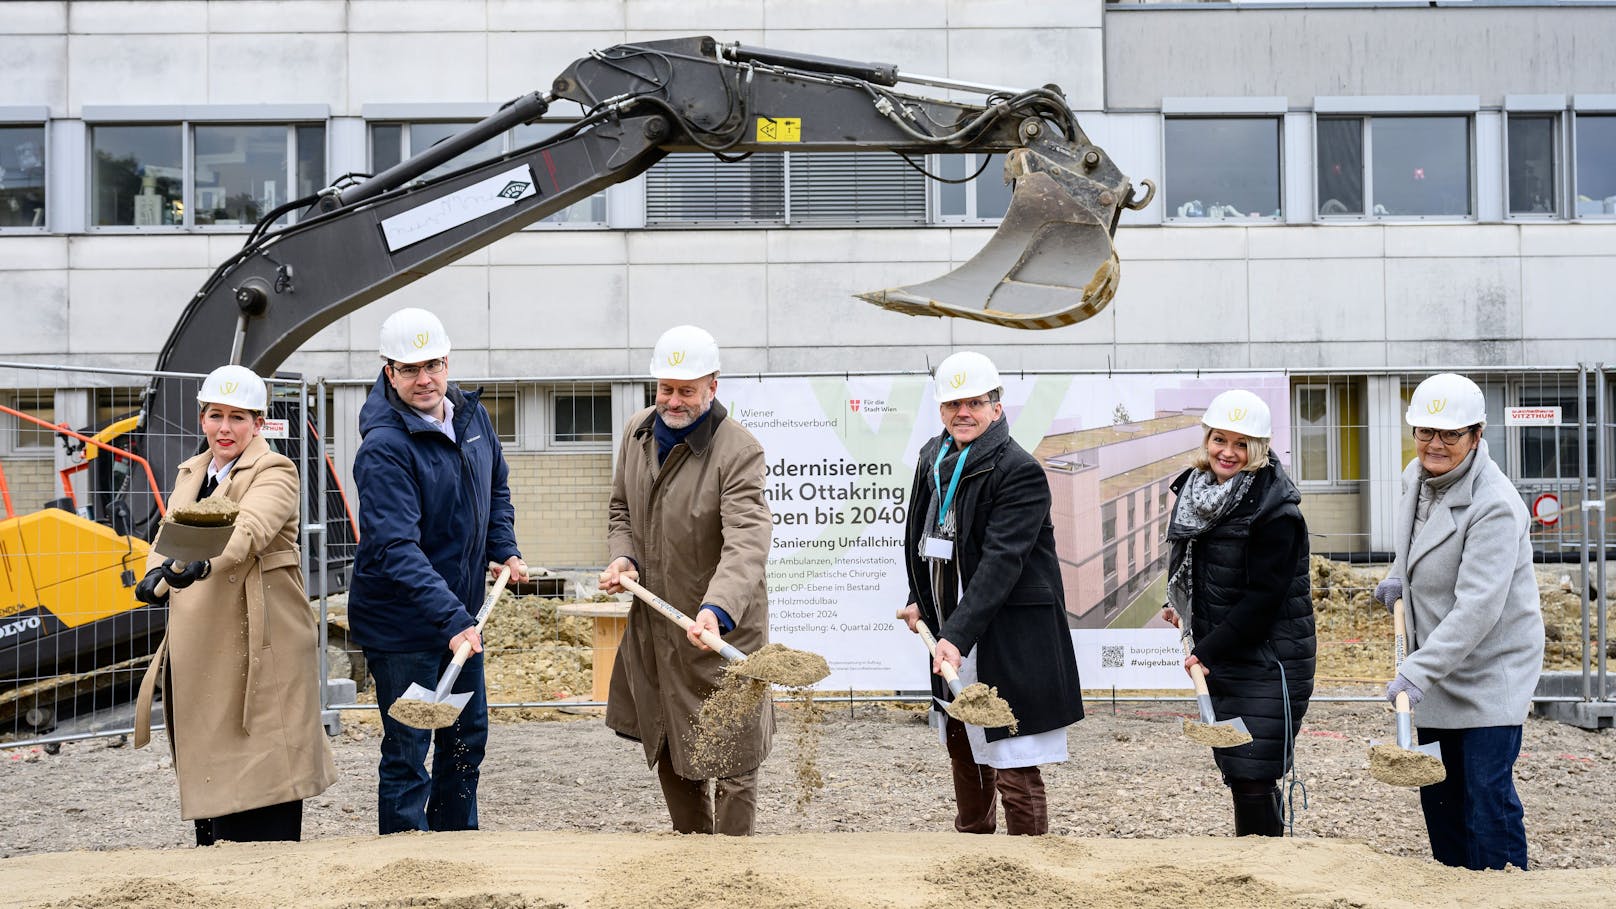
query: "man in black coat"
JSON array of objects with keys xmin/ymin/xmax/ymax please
[{"xmin": 898, "ymin": 351, "xmax": 1084, "ymax": 835}]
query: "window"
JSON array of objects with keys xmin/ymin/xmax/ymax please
[
  {"xmin": 0, "ymin": 124, "xmax": 46, "ymax": 229},
  {"xmin": 1574, "ymin": 114, "xmax": 1616, "ymax": 218},
  {"xmin": 1101, "ymin": 501, "xmax": 1117, "ymax": 542},
  {"xmin": 91, "ymin": 121, "xmax": 324, "ymax": 228},
  {"xmin": 194, "ymin": 124, "xmax": 325, "ymax": 226},
  {"xmin": 645, "ymin": 152, "xmax": 925, "ymax": 226},
  {"xmin": 1518, "ymin": 387, "xmax": 1591, "ymax": 480},
  {"xmin": 1102, "ymin": 547, "xmax": 1117, "ymax": 580},
  {"xmin": 1507, "ymin": 114, "xmax": 1559, "ymax": 216},
  {"xmin": 1165, "ymin": 118, "xmax": 1281, "ymax": 220},
  {"xmin": 5, "ymin": 390, "xmax": 55, "ymax": 452},
  {"xmin": 551, "ymin": 386, "xmax": 612, "ymax": 445},
  {"xmin": 479, "ymin": 389, "xmax": 518, "ymax": 446},
  {"xmin": 92, "ymin": 125, "xmax": 182, "ymax": 226},
  {"xmin": 934, "ymin": 154, "xmax": 1012, "ymax": 222},
  {"xmin": 1292, "ymin": 379, "xmax": 1366, "ymax": 484},
  {"xmin": 1317, "ymin": 116, "xmax": 1471, "ymax": 218}
]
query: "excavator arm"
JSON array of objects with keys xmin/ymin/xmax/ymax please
[{"xmin": 139, "ymin": 35, "xmax": 1149, "ymax": 524}]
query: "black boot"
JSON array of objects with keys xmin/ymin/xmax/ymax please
[{"xmin": 1230, "ymin": 780, "xmax": 1284, "ymax": 837}]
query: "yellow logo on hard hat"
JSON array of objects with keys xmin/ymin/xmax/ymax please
[
  {"xmin": 221, "ymin": 381, "xmax": 238, "ymax": 395},
  {"xmin": 668, "ymin": 351, "xmax": 685, "ymax": 367},
  {"xmin": 1229, "ymin": 407, "xmax": 1246, "ymax": 422},
  {"xmin": 1427, "ymin": 398, "xmax": 1446, "ymax": 414},
  {"xmin": 413, "ymin": 332, "xmax": 429, "ymax": 350},
  {"xmin": 949, "ymin": 372, "xmax": 967, "ymax": 389}
]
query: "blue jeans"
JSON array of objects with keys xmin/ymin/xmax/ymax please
[
  {"xmin": 366, "ymin": 648, "xmax": 488, "ymax": 835},
  {"xmin": 1417, "ymin": 725, "xmax": 1528, "ymax": 871}
]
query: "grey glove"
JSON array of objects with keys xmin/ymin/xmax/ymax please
[
  {"xmin": 1386, "ymin": 674, "xmax": 1424, "ymax": 707},
  {"xmin": 1373, "ymin": 576, "xmax": 1403, "ymax": 613}
]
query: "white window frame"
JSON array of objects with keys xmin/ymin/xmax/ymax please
[
  {"xmin": 546, "ymin": 383, "xmax": 615, "ymax": 451},
  {"xmin": 928, "ymin": 152, "xmax": 1011, "ymax": 225},
  {"xmin": 1313, "ymin": 96, "xmax": 1479, "ymax": 223},
  {"xmin": 83, "ymin": 105, "xmax": 330, "ymax": 233},
  {"xmin": 1571, "ymin": 94, "xmax": 1616, "ymax": 221},
  {"xmin": 0, "ymin": 107, "xmax": 49, "ymax": 233},
  {"xmin": 1161, "ymin": 97, "xmax": 1287, "ymax": 225},
  {"xmin": 2, "ymin": 389, "xmax": 57, "ymax": 456},
  {"xmin": 1503, "ymin": 95, "xmax": 1568, "ymax": 221},
  {"xmin": 1291, "ymin": 378, "xmax": 1366, "ymax": 489}
]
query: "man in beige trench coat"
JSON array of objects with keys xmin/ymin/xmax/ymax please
[
  {"xmin": 134, "ymin": 365, "xmax": 336, "ymax": 845},
  {"xmin": 599, "ymin": 324, "xmax": 774, "ymax": 835}
]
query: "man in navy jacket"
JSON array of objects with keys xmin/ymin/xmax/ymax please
[{"xmin": 349, "ymin": 307, "xmax": 527, "ymax": 835}]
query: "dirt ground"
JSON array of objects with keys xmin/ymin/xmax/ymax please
[{"xmin": 3, "ymin": 695, "xmax": 1615, "ymax": 907}]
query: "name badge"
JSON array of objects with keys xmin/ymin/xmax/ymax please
[{"xmin": 923, "ymin": 536, "xmax": 954, "ymax": 560}]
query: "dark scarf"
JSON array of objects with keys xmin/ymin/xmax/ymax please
[
  {"xmin": 654, "ymin": 407, "xmax": 711, "ymax": 464},
  {"xmin": 920, "ymin": 414, "xmax": 1011, "ymax": 622}
]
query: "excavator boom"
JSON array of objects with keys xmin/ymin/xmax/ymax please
[{"xmin": 139, "ymin": 35, "xmax": 1147, "ymax": 520}]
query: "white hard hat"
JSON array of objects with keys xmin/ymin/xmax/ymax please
[
  {"xmin": 933, "ymin": 351, "xmax": 1002, "ymax": 403},
  {"xmin": 196, "ymin": 364, "xmax": 268, "ymax": 413},
  {"xmin": 1406, "ymin": 373, "xmax": 1486, "ymax": 430},
  {"xmin": 649, "ymin": 325, "xmax": 721, "ymax": 380},
  {"xmin": 379, "ymin": 307, "xmax": 451, "ymax": 362},
  {"xmin": 1202, "ymin": 389, "xmax": 1272, "ymax": 438}
]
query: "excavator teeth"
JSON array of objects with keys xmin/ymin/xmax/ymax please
[{"xmin": 856, "ymin": 146, "xmax": 1125, "ymax": 331}]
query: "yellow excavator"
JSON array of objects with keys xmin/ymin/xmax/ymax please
[{"xmin": 6, "ymin": 35, "xmax": 1145, "ymax": 739}]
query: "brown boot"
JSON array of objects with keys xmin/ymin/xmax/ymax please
[{"xmin": 945, "ymin": 718, "xmax": 997, "ymax": 833}]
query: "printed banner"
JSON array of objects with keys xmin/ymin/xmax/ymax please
[{"xmin": 723, "ymin": 371, "xmax": 1285, "ymax": 690}]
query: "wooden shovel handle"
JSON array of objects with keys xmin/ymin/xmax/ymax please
[
  {"xmin": 1391, "ymin": 597, "xmax": 1411, "ymax": 717},
  {"xmin": 450, "ymin": 566, "xmax": 511, "ymax": 669},
  {"xmin": 914, "ymin": 622, "xmax": 963, "ymax": 687},
  {"xmin": 1181, "ymin": 636, "xmax": 1211, "ymax": 697},
  {"xmin": 618, "ymin": 576, "xmax": 735, "ymax": 657}
]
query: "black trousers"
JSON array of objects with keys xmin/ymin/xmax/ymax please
[{"xmin": 195, "ymin": 799, "xmax": 304, "ymax": 846}]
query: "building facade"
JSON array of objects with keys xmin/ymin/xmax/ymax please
[{"xmin": 1, "ymin": 0, "xmax": 1613, "ymax": 574}]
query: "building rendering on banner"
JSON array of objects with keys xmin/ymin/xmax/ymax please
[{"xmin": 0, "ymin": 1, "xmax": 1613, "ymax": 573}]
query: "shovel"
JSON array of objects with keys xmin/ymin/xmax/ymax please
[
  {"xmin": 148, "ymin": 496, "xmax": 241, "ymax": 597},
  {"xmin": 618, "ymin": 576, "xmax": 829, "ymax": 687},
  {"xmin": 1180, "ymin": 637, "xmax": 1253, "ymax": 748},
  {"xmin": 388, "ymin": 566, "xmax": 511, "ymax": 730},
  {"xmin": 909, "ymin": 618, "xmax": 1017, "ymax": 732},
  {"xmin": 1369, "ymin": 598, "xmax": 1445, "ymax": 787}
]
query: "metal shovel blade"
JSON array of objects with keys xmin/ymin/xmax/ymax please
[
  {"xmin": 389, "ymin": 682, "xmax": 473, "ymax": 730},
  {"xmin": 857, "ymin": 147, "xmax": 1121, "ymax": 330},
  {"xmin": 151, "ymin": 521, "xmax": 235, "ymax": 564}
]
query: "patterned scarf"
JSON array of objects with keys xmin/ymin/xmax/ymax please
[{"xmin": 1165, "ymin": 468, "xmax": 1254, "ymax": 642}]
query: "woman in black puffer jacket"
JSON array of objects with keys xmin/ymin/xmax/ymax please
[{"xmin": 1160, "ymin": 389, "xmax": 1315, "ymax": 836}]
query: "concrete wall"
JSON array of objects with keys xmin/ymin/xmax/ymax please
[
  {"xmin": 1298, "ymin": 487, "xmax": 1368, "ymax": 556},
  {"xmin": 2, "ymin": 457, "xmax": 58, "ymax": 515},
  {"xmin": 1105, "ymin": 6, "xmax": 1616, "ymax": 110}
]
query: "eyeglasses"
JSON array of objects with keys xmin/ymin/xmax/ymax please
[
  {"xmin": 1413, "ymin": 426, "xmax": 1474, "ymax": 445},
  {"xmin": 390, "ymin": 359, "xmax": 447, "ymax": 379},
  {"xmin": 941, "ymin": 397, "xmax": 997, "ymax": 413}
]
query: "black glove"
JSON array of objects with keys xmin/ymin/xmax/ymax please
[
  {"xmin": 159, "ymin": 558, "xmax": 212, "ymax": 590},
  {"xmin": 134, "ymin": 566, "xmax": 169, "ymax": 606}
]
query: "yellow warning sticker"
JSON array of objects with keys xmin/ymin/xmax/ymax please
[{"xmin": 755, "ymin": 117, "xmax": 802, "ymax": 143}]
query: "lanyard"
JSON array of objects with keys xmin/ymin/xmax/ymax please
[{"xmin": 931, "ymin": 440, "xmax": 972, "ymax": 529}]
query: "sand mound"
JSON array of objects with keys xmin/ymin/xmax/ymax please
[{"xmin": 8, "ymin": 832, "xmax": 1609, "ymax": 909}]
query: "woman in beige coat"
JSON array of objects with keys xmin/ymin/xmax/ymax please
[{"xmin": 133, "ymin": 365, "xmax": 336, "ymax": 845}]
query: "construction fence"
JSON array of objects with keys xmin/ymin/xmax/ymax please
[{"xmin": 0, "ymin": 361, "xmax": 1610, "ymax": 749}]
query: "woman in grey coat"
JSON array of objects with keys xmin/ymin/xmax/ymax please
[{"xmin": 1374, "ymin": 372, "xmax": 1543, "ymax": 871}]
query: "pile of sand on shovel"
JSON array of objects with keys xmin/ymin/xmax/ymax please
[
  {"xmin": 387, "ymin": 699, "xmax": 464, "ymax": 730},
  {"xmin": 1183, "ymin": 720, "xmax": 1251, "ymax": 748},
  {"xmin": 948, "ymin": 683, "xmax": 1018, "ymax": 733},
  {"xmin": 1368, "ymin": 743, "xmax": 1447, "ymax": 787},
  {"xmin": 166, "ymin": 495, "xmax": 240, "ymax": 525}
]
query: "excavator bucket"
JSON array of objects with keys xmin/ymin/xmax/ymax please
[{"xmin": 858, "ymin": 146, "xmax": 1148, "ymax": 330}]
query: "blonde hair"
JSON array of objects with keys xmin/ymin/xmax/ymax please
[{"xmin": 1191, "ymin": 426, "xmax": 1271, "ymax": 473}]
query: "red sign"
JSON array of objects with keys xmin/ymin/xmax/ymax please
[{"xmin": 1533, "ymin": 493, "xmax": 1560, "ymax": 526}]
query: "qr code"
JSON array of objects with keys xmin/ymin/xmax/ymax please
[{"xmin": 1100, "ymin": 645, "xmax": 1125, "ymax": 669}]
